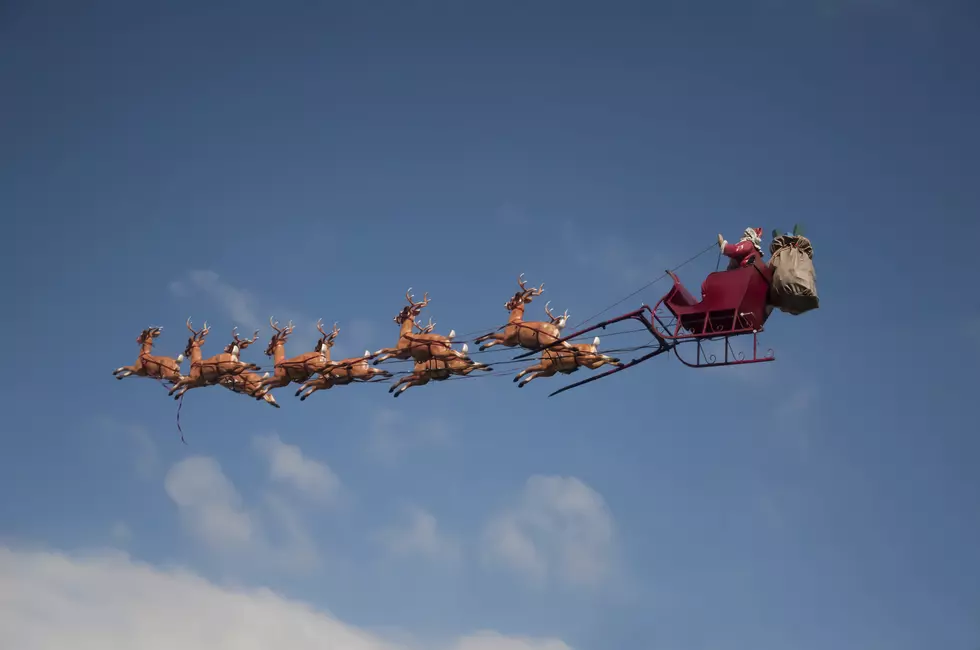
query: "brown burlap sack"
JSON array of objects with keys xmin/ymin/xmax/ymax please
[{"xmin": 768, "ymin": 235, "xmax": 819, "ymax": 315}]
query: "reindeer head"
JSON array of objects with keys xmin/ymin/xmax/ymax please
[
  {"xmin": 184, "ymin": 318, "xmax": 210, "ymax": 356},
  {"xmin": 224, "ymin": 327, "xmax": 260, "ymax": 356},
  {"xmin": 137, "ymin": 326, "xmax": 164, "ymax": 345},
  {"xmin": 505, "ymin": 274, "xmax": 545, "ymax": 311},
  {"xmin": 395, "ymin": 288, "xmax": 430, "ymax": 324},
  {"xmin": 264, "ymin": 317, "xmax": 294, "ymax": 356},
  {"xmin": 314, "ymin": 319, "xmax": 340, "ymax": 354},
  {"xmin": 543, "ymin": 301, "xmax": 569, "ymax": 329}
]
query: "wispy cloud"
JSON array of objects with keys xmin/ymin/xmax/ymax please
[
  {"xmin": 169, "ymin": 270, "xmax": 262, "ymax": 331},
  {"xmin": 252, "ymin": 432, "xmax": 342, "ymax": 505},
  {"xmin": 163, "ymin": 454, "xmax": 323, "ymax": 573},
  {"xmin": 482, "ymin": 475, "xmax": 615, "ymax": 588},
  {"xmin": 0, "ymin": 546, "xmax": 574, "ymax": 650},
  {"xmin": 109, "ymin": 522, "xmax": 132, "ymax": 544},
  {"xmin": 374, "ymin": 505, "xmax": 461, "ymax": 567},
  {"xmin": 366, "ymin": 409, "xmax": 452, "ymax": 464},
  {"xmin": 97, "ymin": 418, "xmax": 160, "ymax": 481}
]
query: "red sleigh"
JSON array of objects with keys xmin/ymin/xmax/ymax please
[{"xmin": 519, "ymin": 258, "xmax": 779, "ymax": 397}]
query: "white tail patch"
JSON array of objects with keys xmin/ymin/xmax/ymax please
[
  {"xmin": 364, "ymin": 350, "xmax": 371, "ymax": 357},
  {"xmin": 262, "ymin": 372, "xmax": 270, "ymax": 378},
  {"xmin": 176, "ymin": 354, "xmax": 185, "ymax": 363},
  {"xmin": 449, "ymin": 329, "xmax": 456, "ymax": 338},
  {"xmin": 593, "ymin": 336, "xmax": 600, "ymax": 348},
  {"xmin": 462, "ymin": 343, "xmax": 469, "ymax": 353}
]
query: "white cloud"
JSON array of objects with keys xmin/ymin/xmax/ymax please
[
  {"xmin": 366, "ymin": 409, "xmax": 452, "ymax": 464},
  {"xmin": 375, "ymin": 505, "xmax": 461, "ymax": 565},
  {"xmin": 453, "ymin": 631, "xmax": 573, "ymax": 650},
  {"xmin": 168, "ymin": 270, "xmax": 261, "ymax": 331},
  {"xmin": 0, "ymin": 546, "xmax": 573, "ymax": 650},
  {"xmin": 164, "ymin": 456, "xmax": 255, "ymax": 551},
  {"xmin": 252, "ymin": 433, "xmax": 341, "ymax": 504},
  {"xmin": 483, "ymin": 476, "xmax": 615, "ymax": 588},
  {"xmin": 163, "ymin": 455, "xmax": 319, "ymax": 572}
]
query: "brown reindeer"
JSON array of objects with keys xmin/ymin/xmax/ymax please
[
  {"xmin": 474, "ymin": 274, "xmax": 572, "ymax": 352},
  {"xmin": 373, "ymin": 289, "xmax": 462, "ymax": 365},
  {"xmin": 219, "ymin": 371, "xmax": 280, "ymax": 408},
  {"xmin": 223, "ymin": 327, "xmax": 260, "ymax": 362},
  {"xmin": 512, "ymin": 336, "xmax": 622, "ymax": 388},
  {"xmin": 294, "ymin": 350, "xmax": 394, "ymax": 401},
  {"xmin": 167, "ymin": 319, "xmax": 259, "ymax": 399},
  {"xmin": 112, "ymin": 326, "xmax": 185, "ymax": 383},
  {"xmin": 259, "ymin": 317, "xmax": 338, "ymax": 388},
  {"xmin": 388, "ymin": 343, "xmax": 492, "ymax": 397}
]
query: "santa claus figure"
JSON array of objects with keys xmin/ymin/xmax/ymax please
[
  {"xmin": 717, "ymin": 227, "xmax": 764, "ymax": 270},
  {"xmin": 701, "ymin": 227, "xmax": 765, "ymax": 299}
]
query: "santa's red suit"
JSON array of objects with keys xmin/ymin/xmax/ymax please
[
  {"xmin": 702, "ymin": 227, "xmax": 764, "ymax": 298},
  {"xmin": 720, "ymin": 227, "xmax": 763, "ymax": 270}
]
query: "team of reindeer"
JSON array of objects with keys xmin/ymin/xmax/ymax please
[{"xmin": 112, "ymin": 275, "xmax": 624, "ymax": 405}]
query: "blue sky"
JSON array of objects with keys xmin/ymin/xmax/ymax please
[{"xmin": 2, "ymin": 1, "xmax": 979, "ymax": 648}]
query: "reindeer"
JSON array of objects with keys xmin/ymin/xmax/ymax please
[
  {"xmin": 373, "ymin": 289, "xmax": 463, "ymax": 365},
  {"xmin": 219, "ymin": 371, "xmax": 280, "ymax": 408},
  {"xmin": 474, "ymin": 274, "xmax": 572, "ymax": 352},
  {"xmin": 388, "ymin": 343, "xmax": 492, "ymax": 397},
  {"xmin": 112, "ymin": 326, "xmax": 185, "ymax": 383},
  {"xmin": 294, "ymin": 350, "xmax": 394, "ymax": 401},
  {"xmin": 259, "ymin": 317, "xmax": 338, "ymax": 388},
  {"xmin": 167, "ymin": 319, "xmax": 259, "ymax": 398},
  {"xmin": 223, "ymin": 327, "xmax": 260, "ymax": 363},
  {"xmin": 512, "ymin": 336, "xmax": 622, "ymax": 388}
]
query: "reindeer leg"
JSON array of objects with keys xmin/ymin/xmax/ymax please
[
  {"xmin": 113, "ymin": 364, "xmax": 141, "ymax": 379},
  {"xmin": 298, "ymin": 384, "xmax": 324, "ymax": 401},
  {"xmin": 514, "ymin": 362, "xmax": 546, "ymax": 383},
  {"xmin": 518, "ymin": 369, "xmax": 555, "ymax": 388},
  {"xmin": 388, "ymin": 376, "xmax": 413, "ymax": 394},
  {"xmin": 393, "ymin": 380, "xmax": 419, "ymax": 398},
  {"xmin": 477, "ymin": 333, "xmax": 506, "ymax": 351},
  {"xmin": 372, "ymin": 348, "xmax": 401, "ymax": 365}
]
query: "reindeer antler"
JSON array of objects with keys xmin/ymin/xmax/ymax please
[
  {"xmin": 231, "ymin": 327, "xmax": 260, "ymax": 347},
  {"xmin": 186, "ymin": 318, "xmax": 208, "ymax": 340},
  {"xmin": 517, "ymin": 273, "xmax": 545, "ymax": 298},
  {"xmin": 406, "ymin": 288, "xmax": 430, "ymax": 310},
  {"xmin": 544, "ymin": 301, "xmax": 555, "ymax": 320},
  {"xmin": 327, "ymin": 321, "xmax": 339, "ymax": 342},
  {"xmin": 269, "ymin": 316, "xmax": 283, "ymax": 335},
  {"xmin": 414, "ymin": 317, "xmax": 436, "ymax": 334}
]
